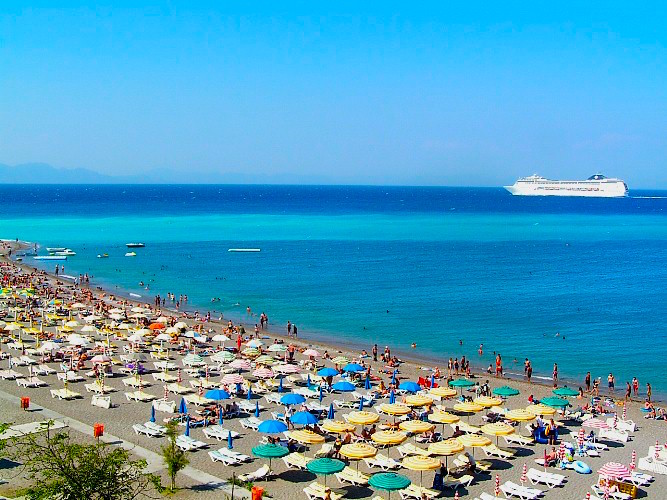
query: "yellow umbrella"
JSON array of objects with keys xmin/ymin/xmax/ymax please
[
  {"xmin": 372, "ymin": 430, "xmax": 408, "ymax": 446},
  {"xmin": 452, "ymin": 402, "xmax": 484, "ymax": 413},
  {"xmin": 290, "ymin": 429, "xmax": 325, "ymax": 445},
  {"xmin": 379, "ymin": 403, "xmax": 411, "ymax": 415},
  {"xmin": 456, "ymin": 434, "xmax": 492, "ymax": 456},
  {"xmin": 322, "ymin": 420, "xmax": 356, "ymax": 434},
  {"xmin": 347, "ymin": 411, "xmax": 380, "ymax": 426},
  {"xmin": 428, "ymin": 438, "xmax": 465, "ymax": 466},
  {"xmin": 505, "ymin": 409, "xmax": 536, "ymax": 422},
  {"xmin": 429, "ymin": 387, "xmax": 458, "ymax": 398},
  {"xmin": 525, "ymin": 404, "xmax": 556, "ymax": 416},
  {"xmin": 481, "ymin": 422, "xmax": 515, "ymax": 445},
  {"xmin": 340, "ymin": 442, "xmax": 377, "ymax": 470},
  {"xmin": 401, "ymin": 455, "xmax": 440, "ymax": 486},
  {"xmin": 405, "ymin": 395, "xmax": 434, "ymax": 407},
  {"xmin": 473, "ymin": 396, "xmax": 504, "ymax": 408},
  {"xmin": 428, "ymin": 411, "xmax": 460, "ymax": 425},
  {"xmin": 398, "ymin": 420, "xmax": 435, "ymax": 434}
]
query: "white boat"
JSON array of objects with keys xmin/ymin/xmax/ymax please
[
  {"xmin": 125, "ymin": 252, "xmax": 137, "ymax": 257},
  {"xmin": 504, "ymin": 174, "xmax": 628, "ymax": 197},
  {"xmin": 97, "ymin": 253, "xmax": 109, "ymax": 259},
  {"xmin": 46, "ymin": 247, "xmax": 67, "ymax": 252},
  {"xmin": 228, "ymin": 248, "xmax": 261, "ymax": 252},
  {"xmin": 34, "ymin": 256, "xmax": 67, "ymax": 261},
  {"xmin": 126, "ymin": 243, "xmax": 145, "ymax": 248},
  {"xmin": 53, "ymin": 249, "xmax": 76, "ymax": 256}
]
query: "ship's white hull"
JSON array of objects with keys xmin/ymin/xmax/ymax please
[{"xmin": 505, "ymin": 180, "xmax": 628, "ymax": 197}]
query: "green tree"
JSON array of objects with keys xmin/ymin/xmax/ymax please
[
  {"xmin": 9, "ymin": 423, "xmax": 158, "ymax": 500},
  {"xmin": 160, "ymin": 421, "xmax": 189, "ymax": 492}
]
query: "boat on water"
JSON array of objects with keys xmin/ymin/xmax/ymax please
[
  {"xmin": 52, "ymin": 249, "xmax": 76, "ymax": 256},
  {"xmin": 228, "ymin": 248, "xmax": 261, "ymax": 252},
  {"xmin": 504, "ymin": 174, "xmax": 628, "ymax": 197},
  {"xmin": 126, "ymin": 243, "xmax": 145, "ymax": 248},
  {"xmin": 97, "ymin": 253, "xmax": 109, "ymax": 258},
  {"xmin": 125, "ymin": 252, "xmax": 137, "ymax": 257},
  {"xmin": 46, "ymin": 247, "xmax": 67, "ymax": 252},
  {"xmin": 34, "ymin": 255, "xmax": 67, "ymax": 261}
]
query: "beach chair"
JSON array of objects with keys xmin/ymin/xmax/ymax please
[
  {"xmin": 91, "ymin": 395, "xmax": 112, "ymax": 409},
  {"xmin": 50, "ymin": 388, "xmax": 81, "ymax": 400},
  {"xmin": 364, "ymin": 453, "xmax": 400, "ymax": 470},
  {"xmin": 503, "ymin": 434, "xmax": 535, "ymax": 446},
  {"xmin": 238, "ymin": 464, "xmax": 271, "ymax": 482},
  {"xmin": 202, "ymin": 426, "xmax": 239, "ymax": 441},
  {"xmin": 606, "ymin": 417, "xmax": 636, "ymax": 432},
  {"xmin": 590, "ymin": 484, "xmax": 631, "ymax": 500},
  {"xmin": 303, "ymin": 482, "xmax": 345, "ymax": 500},
  {"xmin": 333, "ymin": 399, "xmax": 356, "ymax": 409},
  {"xmin": 282, "ymin": 452, "xmax": 313, "ymax": 470},
  {"xmin": 335, "ymin": 466, "xmax": 369, "ymax": 486},
  {"xmin": 443, "ymin": 474, "xmax": 475, "ymax": 489},
  {"xmin": 0, "ymin": 370, "xmax": 22, "ymax": 380},
  {"xmin": 152, "ymin": 399, "xmax": 176, "ymax": 413},
  {"xmin": 57, "ymin": 371, "xmax": 84, "ymax": 382},
  {"xmin": 19, "ymin": 355, "xmax": 38, "ymax": 365},
  {"xmin": 638, "ymin": 456, "xmax": 667, "ymax": 475},
  {"xmin": 482, "ymin": 444, "xmax": 516, "ymax": 459},
  {"xmin": 35, "ymin": 364, "xmax": 56, "ymax": 375},
  {"xmin": 17, "ymin": 376, "xmax": 46, "ymax": 388},
  {"xmin": 314, "ymin": 443, "xmax": 334, "ymax": 457},
  {"xmin": 526, "ymin": 468, "xmax": 566, "ymax": 488},
  {"xmin": 599, "ymin": 428, "xmax": 629, "ymax": 443},
  {"xmin": 398, "ymin": 484, "xmax": 439, "ymax": 499},
  {"xmin": 500, "ymin": 481, "xmax": 543, "ymax": 499},
  {"xmin": 152, "ymin": 372, "xmax": 177, "ymax": 382},
  {"xmin": 208, "ymin": 449, "xmax": 241, "ymax": 465},
  {"xmin": 264, "ymin": 393, "xmax": 282, "ymax": 404},
  {"xmin": 628, "ymin": 471, "xmax": 653, "ymax": 487},
  {"xmin": 475, "ymin": 493, "xmax": 500, "ymax": 500},
  {"xmin": 166, "ymin": 383, "xmax": 191, "ymax": 394},
  {"xmin": 451, "ymin": 422, "xmax": 481, "ymax": 434},
  {"xmin": 217, "ymin": 448, "xmax": 251, "ymax": 462},
  {"xmin": 397, "ymin": 443, "xmax": 430, "ymax": 457},
  {"xmin": 453, "ymin": 455, "xmax": 492, "ymax": 472},
  {"xmin": 239, "ymin": 416, "xmax": 261, "ymax": 430},
  {"xmin": 132, "ymin": 423, "xmax": 162, "ymax": 438},
  {"xmin": 144, "ymin": 421, "xmax": 168, "ymax": 434},
  {"xmin": 176, "ymin": 435, "xmax": 208, "ymax": 451}
]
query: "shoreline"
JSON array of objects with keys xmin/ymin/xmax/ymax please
[{"xmin": 8, "ymin": 238, "xmax": 662, "ymax": 403}]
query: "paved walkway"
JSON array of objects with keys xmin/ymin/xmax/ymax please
[{"xmin": 0, "ymin": 389, "xmax": 251, "ymax": 499}]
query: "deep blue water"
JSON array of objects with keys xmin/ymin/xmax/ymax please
[{"xmin": 1, "ymin": 185, "xmax": 666, "ymax": 395}]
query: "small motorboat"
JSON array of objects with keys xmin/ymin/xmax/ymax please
[
  {"xmin": 126, "ymin": 243, "xmax": 145, "ymax": 248},
  {"xmin": 125, "ymin": 252, "xmax": 137, "ymax": 257},
  {"xmin": 53, "ymin": 249, "xmax": 76, "ymax": 256},
  {"xmin": 97, "ymin": 253, "xmax": 109, "ymax": 258},
  {"xmin": 228, "ymin": 248, "xmax": 261, "ymax": 252},
  {"xmin": 34, "ymin": 255, "xmax": 67, "ymax": 261},
  {"xmin": 46, "ymin": 247, "xmax": 67, "ymax": 252}
]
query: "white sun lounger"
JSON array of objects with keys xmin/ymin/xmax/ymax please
[
  {"xmin": 152, "ymin": 372, "xmax": 177, "ymax": 382},
  {"xmin": 314, "ymin": 443, "xmax": 334, "ymax": 457},
  {"xmin": 526, "ymin": 468, "xmax": 566, "ymax": 488},
  {"xmin": 0, "ymin": 369, "xmax": 23, "ymax": 380},
  {"xmin": 91, "ymin": 395, "xmax": 112, "ymax": 409},
  {"xmin": 50, "ymin": 388, "xmax": 81, "ymax": 400},
  {"xmin": 639, "ymin": 456, "xmax": 667, "ymax": 475},
  {"xmin": 166, "ymin": 383, "xmax": 192, "ymax": 394},
  {"xmin": 216, "ymin": 447, "xmax": 251, "ymax": 462},
  {"xmin": 144, "ymin": 421, "xmax": 167, "ymax": 434},
  {"xmin": 19, "ymin": 355, "xmax": 38, "ymax": 365},
  {"xmin": 125, "ymin": 391, "xmax": 155, "ymax": 402},
  {"xmin": 397, "ymin": 443, "xmax": 430, "ymax": 457},
  {"xmin": 590, "ymin": 484, "xmax": 631, "ymax": 500},
  {"xmin": 132, "ymin": 423, "xmax": 163, "ymax": 437},
  {"xmin": 364, "ymin": 453, "xmax": 400, "ymax": 470},
  {"xmin": 176, "ymin": 435, "xmax": 208, "ymax": 451},
  {"xmin": 606, "ymin": 417, "xmax": 636, "ymax": 432},
  {"xmin": 335, "ymin": 466, "xmax": 369, "ymax": 486},
  {"xmin": 57, "ymin": 371, "xmax": 84, "ymax": 382},
  {"xmin": 239, "ymin": 417, "xmax": 261, "ymax": 430},
  {"xmin": 443, "ymin": 474, "xmax": 475, "ymax": 489},
  {"xmin": 483, "ymin": 444, "xmax": 516, "ymax": 459},
  {"xmin": 152, "ymin": 399, "xmax": 176, "ymax": 413},
  {"xmin": 598, "ymin": 428, "xmax": 630, "ymax": 443},
  {"xmin": 35, "ymin": 364, "xmax": 57, "ymax": 375},
  {"xmin": 399, "ymin": 484, "xmax": 439, "ymax": 499},
  {"xmin": 503, "ymin": 434, "xmax": 535, "ymax": 446},
  {"xmin": 208, "ymin": 449, "xmax": 241, "ymax": 465},
  {"xmin": 17, "ymin": 376, "xmax": 46, "ymax": 388},
  {"xmin": 500, "ymin": 481, "xmax": 543, "ymax": 499},
  {"xmin": 239, "ymin": 464, "xmax": 271, "ymax": 482},
  {"xmin": 304, "ymin": 482, "xmax": 345, "ymax": 500},
  {"xmin": 202, "ymin": 426, "xmax": 240, "ymax": 440},
  {"xmin": 283, "ymin": 452, "xmax": 313, "ymax": 470}
]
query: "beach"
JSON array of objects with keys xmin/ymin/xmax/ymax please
[{"xmin": 1, "ymin": 239, "xmax": 666, "ymax": 500}]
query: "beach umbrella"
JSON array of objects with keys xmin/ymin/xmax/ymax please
[
  {"xmin": 246, "ymin": 339, "xmax": 263, "ymax": 348},
  {"xmin": 218, "ymin": 406, "xmax": 224, "ymax": 426},
  {"xmin": 578, "ymin": 428, "xmax": 586, "ymax": 451},
  {"xmin": 399, "ymin": 420, "xmax": 434, "ymax": 436},
  {"xmin": 453, "ymin": 401, "xmax": 484, "ymax": 416},
  {"xmin": 252, "ymin": 443, "xmax": 289, "ymax": 472},
  {"xmin": 255, "ymin": 355, "xmax": 275, "ymax": 366},
  {"xmin": 340, "ymin": 442, "xmax": 377, "ymax": 470},
  {"xmin": 303, "ymin": 348, "xmax": 321, "ymax": 358},
  {"xmin": 456, "ymin": 434, "xmax": 492, "ymax": 456},
  {"xmin": 429, "ymin": 387, "xmax": 458, "ymax": 398},
  {"xmin": 428, "ymin": 438, "xmax": 464, "ymax": 467},
  {"xmin": 389, "ymin": 390, "xmax": 396, "ymax": 404},
  {"xmin": 481, "ymin": 422, "xmax": 515, "ymax": 445},
  {"xmin": 278, "ymin": 377, "xmax": 284, "ymax": 393},
  {"xmin": 449, "ymin": 378, "xmax": 475, "ymax": 393},
  {"xmin": 267, "ymin": 343, "xmax": 287, "ymax": 352},
  {"xmin": 598, "ymin": 462, "xmax": 631, "ymax": 481},
  {"xmin": 379, "ymin": 403, "xmax": 411, "ymax": 416},
  {"xmin": 492, "ymin": 385, "xmax": 520, "ymax": 397},
  {"xmin": 332, "ymin": 381, "xmax": 355, "ymax": 392},
  {"xmin": 398, "ymin": 381, "xmax": 421, "ymax": 393},
  {"xmin": 318, "ymin": 367, "xmax": 338, "ymax": 377},
  {"xmin": 365, "ymin": 375, "xmax": 371, "ymax": 390},
  {"xmin": 290, "ymin": 411, "xmax": 319, "ymax": 426},
  {"xmin": 630, "ymin": 450, "xmax": 636, "ymax": 472},
  {"xmin": 255, "ymin": 401, "xmax": 260, "ymax": 418},
  {"xmin": 227, "ymin": 432, "xmax": 234, "ymax": 450},
  {"xmin": 495, "ymin": 474, "xmax": 500, "ymax": 496},
  {"xmin": 521, "ymin": 463, "xmax": 527, "ymax": 485},
  {"xmin": 307, "ymin": 374, "xmax": 311, "ymax": 386},
  {"xmin": 322, "ymin": 420, "xmax": 355, "ymax": 434},
  {"xmin": 359, "ymin": 396, "xmax": 364, "ymax": 410},
  {"xmin": 150, "ymin": 405, "xmax": 156, "ymax": 423},
  {"xmin": 347, "ymin": 411, "xmax": 379, "ymax": 426},
  {"xmin": 327, "ymin": 403, "xmax": 335, "ymax": 419},
  {"xmin": 430, "ymin": 373, "xmax": 435, "ymax": 388},
  {"xmin": 473, "ymin": 396, "xmax": 503, "ymax": 408},
  {"xmin": 212, "ymin": 334, "xmax": 230, "ymax": 343},
  {"xmin": 505, "ymin": 409, "xmax": 536, "ymax": 422},
  {"xmin": 306, "ymin": 458, "xmax": 345, "ymax": 486},
  {"xmin": 212, "ymin": 351, "xmax": 235, "ymax": 363},
  {"xmin": 247, "ymin": 387, "xmax": 253, "ymax": 400},
  {"xmin": 343, "ymin": 363, "xmax": 365, "ymax": 373},
  {"xmin": 230, "ymin": 359, "xmax": 251, "ymax": 371},
  {"xmin": 185, "ymin": 415, "xmax": 191, "ymax": 437},
  {"xmin": 428, "ymin": 411, "xmax": 460, "ymax": 434},
  {"xmin": 221, "ymin": 374, "xmax": 245, "ymax": 385},
  {"xmin": 205, "ymin": 389, "xmax": 231, "ymax": 401},
  {"xmin": 290, "ymin": 429, "xmax": 325, "ymax": 445},
  {"xmin": 391, "ymin": 370, "xmax": 397, "ymax": 386},
  {"xmin": 372, "ymin": 430, "xmax": 408, "ymax": 447},
  {"xmin": 405, "ymin": 395, "xmax": 434, "ymax": 407},
  {"xmin": 281, "ymin": 393, "xmax": 306, "ymax": 406},
  {"xmin": 258, "ymin": 419, "xmax": 288, "ymax": 434},
  {"xmin": 552, "ymin": 386, "xmax": 579, "ymax": 397},
  {"xmin": 540, "ymin": 397, "xmax": 569, "ymax": 409},
  {"xmin": 274, "ymin": 363, "xmax": 299, "ymax": 374},
  {"xmin": 582, "ymin": 418, "xmax": 609, "ymax": 430},
  {"xmin": 91, "ymin": 354, "xmax": 111, "ymax": 364},
  {"xmin": 252, "ymin": 367, "xmax": 274, "ymax": 379},
  {"xmin": 401, "ymin": 455, "xmax": 439, "ymax": 487},
  {"xmin": 149, "ymin": 323, "xmax": 165, "ymax": 330},
  {"xmin": 242, "ymin": 347, "xmax": 260, "ymax": 357},
  {"xmin": 319, "ymin": 384, "xmax": 324, "ymax": 402},
  {"xmin": 525, "ymin": 404, "xmax": 557, "ymax": 416},
  {"xmin": 332, "ymin": 356, "xmax": 349, "ymax": 366},
  {"xmin": 178, "ymin": 398, "xmax": 187, "ymax": 414},
  {"xmin": 368, "ymin": 472, "xmax": 411, "ymax": 500}
]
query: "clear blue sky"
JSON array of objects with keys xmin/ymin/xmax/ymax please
[{"xmin": 1, "ymin": 1, "xmax": 666, "ymax": 186}]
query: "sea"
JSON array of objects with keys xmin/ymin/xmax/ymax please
[{"xmin": 1, "ymin": 185, "xmax": 666, "ymax": 396}]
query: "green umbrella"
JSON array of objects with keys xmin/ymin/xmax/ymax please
[
  {"xmin": 252, "ymin": 444, "xmax": 289, "ymax": 473},
  {"xmin": 449, "ymin": 378, "xmax": 475, "ymax": 394},
  {"xmin": 540, "ymin": 396, "xmax": 569, "ymax": 408},
  {"xmin": 492, "ymin": 385, "xmax": 520, "ymax": 397},
  {"xmin": 306, "ymin": 458, "xmax": 345, "ymax": 486},
  {"xmin": 369, "ymin": 472, "xmax": 411, "ymax": 499},
  {"xmin": 552, "ymin": 386, "xmax": 578, "ymax": 397}
]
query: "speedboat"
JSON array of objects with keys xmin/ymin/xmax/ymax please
[
  {"xmin": 46, "ymin": 247, "xmax": 67, "ymax": 252},
  {"xmin": 125, "ymin": 252, "xmax": 137, "ymax": 257},
  {"xmin": 97, "ymin": 253, "xmax": 109, "ymax": 258},
  {"xmin": 228, "ymin": 248, "xmax": 261, "ymax": 252},
  {"xmin": 126, "ymin": 243, "xmax": 145, "ymax": 248},
  {"xmin": 53, "ymin": 249, "xmax": 76, "ymax": 256}
]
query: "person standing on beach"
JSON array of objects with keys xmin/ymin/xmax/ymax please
[
  {"xmin": 585, "ymin": 372, "xmax": 591, "ymax": 393},
  {"xmin": 372, "ymin": 344, "xmax": 378, "ymax": 362},
  {"xmin": 526, "ymin": 361, "xmax": 532, "ymax": 383},
  {"xmin": 632, "ymin": 377, "xmax": 639, "ymax": 396},
  {"xmin": 647, "ymin": 382, "xmax": 652, "ymax": 402},
  {"xmin": 287, "ymin": 321, "xmax": 292, "ymax": 337},
  {"xmin": 293, "ymin": 324, "xmax": 298, "ymax": 338},
  {"xmin": 553, "ymin": 363, "xmax": 558, "ymax": 386},
  {"xmin": 625, "ymin": 382, "xmax": 632, "ymax": 401},
  {"xmin": 495, "ymin": 354, "xmax": 503, "ymax": 377}
]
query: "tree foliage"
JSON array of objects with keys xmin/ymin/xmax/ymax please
[{"xmin": 160, "ymin": 420, "xmax": 189, "ymax": 492}]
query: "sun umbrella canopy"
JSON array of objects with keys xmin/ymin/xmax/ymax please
[
  {"xmin": 255, "ymin": 355, "xmax": 275, "ymax": 366},
  {"xmin": 481, "ymin": 422, "xmax": 515, "ymax": 437},
  {"xmin": 398, "ymin": 381, "xmax": 421, "ymax": 393},
  {"xmin": 402, "ymin": 455, "xmax": 439, "ymax": 471},
  {"xmin": 258, "ymin": 419, "xmax": 288, "ymax": 434},
  {"xmin": 307, "ymin": 458, "xmax": 346, "ymax": 475},
  {"xmin": 331, "ymin": 356, "xmax": 349, "ymax": 365},
  {"xmin": 525, "ymin": 404, "xmax": 557, "ymax": 416},
  {"xmin": 405, "ymin": 395, "xmax": 434, "ymax": 407},
  {"xmin": 457, "ymin": 434, "xmax": 492, "ymax": 448},
  {"xmin": 280, "ymin": 393, "xmax": 307, "ymax": 405},
  {"xmin": 148, "ymin": 323, "xmax": 165, "ymax": 330},
  {"xmin": 399, "ymin": 420, "xmax": 435, "ymax": 434},
  {"xmin": 318, "ymin": 367, "xmax": 339, "ymax": 377},
  {"xmin": 252, "ymin": 367, "xmax": 275, "ymax": 379},
  {"xmin": 221, "ymin": 374, "xmax": 245, "ymax": 385},
  {"xmin": 428, "ymin": 411, "xmax": 460, "ymax": 425},
  {"xmin": 552, "ymin": 386, "xmax": 579, "ymax": 397},
  {"xmin": 428, "ymin": 439, "xmax": 464, "ymax": 456},
  {"xmin": 211, "ymin": 351, "xmax": 235, "ymax": 363},
  {"xmin": 332, "ymin": 381, "xmax": 356, "ymax": 392},
  {"xmin": 449, "ymin": 378, "xmax": 475, "ymax": 388},
  {"xmin": 368, "ymin": 472, "xmax": 411, "ymax": 492},
  {"xmin": 91, "ymin": 355, "xmax": 111, "ymax": 364},
  {"xmin": 598, "ymin": 462, "xmax": 631, "ymax": 479},
  {"xmin": 379, "ymin": 403, "xmax": 411, "ymax": 416},
  {"xmin": 212, "ymin": 334, "xmax": 231, "ymax": 342},
  {"xmin": 540, "ymin": 397, "xmax": 569, "ymax": 408},
  {"xmin": 290, "ymin": 429, "xmax": 325, "ymax": 444},
  {"xmin": 205, "ymin": 389, "xmax": 231, "ymax": 401},
  {"xmin": 290, "ymin": 411, "xmax": 319, "ymax": 426},
  {"xmin": 473, "ymin": 396, "xmax": 504, "ymax": 408},
  {"xmin": 246, "ymin": 339, "xmax": 264, "ymax": 348},
  {"xmin": 267, "ymin": 343, "xmax": 287, "ymax": 352},
  {"xmin": 582, "ymin": 418, "xmax": 609, "ymax": 430},
  {"xmin": 303, "ymin": 349, "xmax": 321, "ymax": 357},
  {"xmin": 372, "ymin": 431, "xmax": 408, "ymax": 446},
  {"xmin": 242, "ymin": 347, "xmax": 261, "ymax": 357},
  {"xmin": 453, "ymin": 402, "xmax": 484, "ymax": 413},
  {"xmin": 274, "ymin": 363, "xmax": 300, "ymax": 374},
  {"xmin": 505, "ymin": 409, "xmax": 536, "ymax": 422},
  {"xmin": 252, "ymin": 443, "xmax": 290, "ymax": 459},
  {"xmin": 429, "ymin": 387, "xmax": 458, "ymax": 398},
  {"xmin": 492, "ymin": 386, "xmax": 520, "ymax": 397},
  {"xmin": 343, "ymin": 363, "xmax": 365, "ymax": 373},
  {"xmin": 322, "ymin": 420, "xmax": 355, "ymax": 434},
  {"xmin": 340, "ymin": 442, "xmax": 377, "ymax": 459},
  {"xmin": 346, "ymin": 411, "xmax": 380, "ymax": 426}
]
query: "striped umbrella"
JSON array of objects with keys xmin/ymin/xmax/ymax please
[
  {"xmin": 252, "ymin": 367, "xmax": 274, "ymax": 379},
  {"xmin": 630, "ymin": 450, "xmax": 636, "ymax": 472},
  {"xmin": 221, "ymin": 373, "xmax": 244, "ymax": 385},
  {"xmin": 622, "ymin": 404, "xmax": 627, "ymax": 420},
  {"xmin": 613, "ymin": 414, "xmax": 618, "ymax": 429},
  {"xmin": 598, "ymin": 462, "xmax": 631, "ymax": 480},
  {"xmin": 559, "ymin": 442, "xmax": 566, "ymax": 463},
  {"xmin": 582, "ymin": 418, "xmax": 609, "ymax": 429},
  {"xmin": 494, "ymin": 474, "xmax": 500, "ymax": 497},
  {"xmin": 578, "ymin": 428, "xmax": 585, "ymax": 451},
  {"xmin": 655, "ymin": 440, "xmax": 660, "ymax": 460},
  {"xmin": 585, "ymin": 493, "xmax": 591, "ymax": 500},
  {"xmin": 454, "ymin": 491, "xmax": 459, "ymax": 500},
  {"xmin": 177, "ymin": 368, "xmax": 182, "ymax": 383},
  {"xmin": 520, "ymin": 463, "xmax": 527, "ymax": 485}
]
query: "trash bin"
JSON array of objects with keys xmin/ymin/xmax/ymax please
[
  {"xmin": 251, "ymin": 486, "xmax": 264, "ymax": 500},
  {"xmin": 20, "ymin": 396, "xmax": 30, "ymax": 410}
]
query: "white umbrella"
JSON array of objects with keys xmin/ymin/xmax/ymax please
[
  {"xmin": 156, "ymin": 316, "xmax": 169, "ymax": 323},
  {"xmin": 109, "ymin": 308, "xmax": 124, "ymax": 314},
  {"xmin": 128, "ymin": 334, "xmax": 143, "ymax": 343},
  {"xmin": 70, "ymin": 303, "xmax": 87, "ymax": 309},
  {"xmin": 80, "ymin": 325, "xmax": 97, "ymax": 332},
  {"xmin": 117, "ymin": 323, "xmax": 132, "ymax": 330},
  {"xmin": 131, "ymin": 307, "xmax": 148, "ymax": 313},
  {"xmin": 165, "ymin": 326, "xmax": 179, "ymax": 334},
  {"xmin": 174, "ymin": 321, "xmax": 187, "ymax": 329},
  {"xmin": 268, "ymin": 344, "xmax": 287, "ymax": 353},
  {"xmin": 155, "ymin": 333, "xmax": 172, "ymax": 341},
  {"xmin": 212, "ymin": 334, "xmax": 230, "ymax": 342},
  {"xmin": 108, "ymin": 313, "xmax": 123, "ymax": 321},
  {"xmin": 246, "ymin": 339, "xmax": 264, "ymax": 348},
  {"xmin": 84, "ymin": 314, "xmax": 102, "ymax": 322},
  {"xmin": 134, "ymin": 328, "xmax": 152, "ymax": 336}
]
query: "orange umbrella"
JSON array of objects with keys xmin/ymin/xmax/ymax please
[{"xmin": 149, "ymin": 323, "xmax": 165, "ymax": 330}]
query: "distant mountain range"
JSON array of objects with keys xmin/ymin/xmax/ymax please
[{"xmin": 0, "ymin": 163, "xmax": 333, "ymax": 184}]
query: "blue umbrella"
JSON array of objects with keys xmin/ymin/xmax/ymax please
[
  {"xmin": 290, "ymin": 411, "xmax": 319, "ymax": 426},
  {"xmin": 150, "ymin": 404, "xmax": 156, "ymax": 423},
  {"xmin": 364, "ymin": 375, "xmax": 371, "ymax": 390},
  {"xmin": 236, "ymin": 382, "xmax": 242, "ymax": 393},
  {"xmin": 218, "ymin": 406, "xmax": 224, "ymax": 426},
  {"xmin": 205, "ymin": 389, "xmax": 231, "ymax": 401},
  {"xmin": 319, "ymin": 384, "xmax": 324, "ymax": 402},
  {"xmin": 278, "ymin": 377, "xmax": 284, "ymax": 393},
  {"xmin": 254, "ymin": 401, "xmax": 260, "ymax": 418},
  {"xmin": 343, "ymin": 363, "xmax": 365, "ymax": 373},
  {"xmin": 258, "ymin": 419, "xmax": 288, "ymax": 434},
  {"xmin": 281, "ymin": 393, "xmax": 306, "ymax": 406},
  {"xmin": 227, "ymin": 432, "xmax": 234, "ymax": 449},
  {"xmin": 247, "ymin": 386, "xmax": 253, "ymax": 400},
  {"xmin": 389, "ymin": 390, "xmax": 396, "ymax": 404},
  {"xmin": 359, "ymin": 396, "xmax": 364, "ymax": 410},
  {"xmin": 318, "ymin": 367, "xmax": 338, "ymax": 377},
  {"xmin": 332, "ymin": 381, "xmax": 355, "ymax": 392},
  {"xmin": 399, "ymin": 381, "xmax": 421, "ymax": 393},
  {"xmin": 179, "ymin": 397, "xmax": 187, "ymax": 415},
  {"xmin": 391, "ymin": 369, "xmax": 397, "ymax": 386},
  {"xmin": 185, "ymin": 415, "xmax": 191, "ymax": 437},
  {"xmin": 430, "ymin": 374, "xmax": 435, "ymax": 388},
  {"xmin": 327, "ymin": 403, "xmax": 335, "ymax": 419},
  {"xmin": 307, "ymin": 374, "xmax": 311, "ymax": 386}
]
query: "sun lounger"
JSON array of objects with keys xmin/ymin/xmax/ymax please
[
  {"xmin": 152, "ymin": 372, "xmax": 177, "ymax": 382},
  {"xmin": 17, "ymin": 376, "xmax": 46, "ymax": 388},
  {"xmin": 397, "ymin": 443, "xmax": 430, "ymax": 457},
  {"xmin": 202, "ymin": 426, "xmax": 240, "ymax": 440},
  {"xmin": 598, "ymin": 428, "xmax": 630, "ymax": 443},
  {"xmin": 283, "ymin": 452, "xmax": 313, "ymax": 470},
  {"xmin": 208, "ymin": 449, "xmax": 241, "ymax": 465},
  {"xmin": 443, "ymin": 474, "xmax": 475, "ymax": 489},
  {"xmin": 125, "ymin": 391, "xmax": 155, "ymax": 402},
  {"xmin": 166, "ymin": 383, "xmax": 192, "ymax": 394},
  {"xmin": 303, "ymin": 482, "xmax": 345, "ymax": 500},
  {"xmin": 144, "ymin": 421, "xmax": 167, "ymax": 434},
  {"xmin": 638, "ymin": 456, "xmax": 667, "ymax": 475},
  {"xmin": 451, "ymin": 422, "xmax": 481, "ymax": 434},
  {"xmin": 453, "ymin": 455, "xmax": 492, "ymax": 472},
  {"xmin": 264, "ymin": 393, "xmax": 282, "ymax": 404},
  {"xmin": 399, "ymin": 484, "xmax": 439, "ymax": 499},
  {"xmin": 132, "ymin": 423, "xmax": 163, "ymax": 437},
  {"xmin": 240, "ymin": 417, "xmax": 262, "ymax": 430},
  {"xmin": 333, "ymin": 399, "xmax": 356, "ymax": 409},
  {"xmin": 364, "ymin": 453, "xmax": 400, "ymax": 470},
  {"xmin": 35, "ymin": 364, "xmax": 56, "ymax": 375},
  {"xmin": 335, "ymin": 466, "xmax": 369, "ymax": 486},
  {"xmin": 526, "ymin": 468, "xmax": 566, "ymax": 488},
  {"xmin": 0, "ymin": 369, "xmax": 23, "ymax": 380},
  {"xmin": 475, "ymin": 493, "xmax": 500, "ymax": 500},
  {"xmin": 590, "ymin": 484, "xmax": 631, "ymax": 500},
  {"xmin": 238, "ymin": 400, "xmax": 264, "ymax": 413},
  {"xmin": 152, "ymin": 399, "xmax": 176, "ymax": 413},
  {"xmin": 500, "ymin": 481, "xmax": 543, "ymax": 499},
  {"xmin": 19, "ymin": 355, "xmax": 38, "ymax": 365},
  {"xmin": 57, "ymin": 371, "xmax": 84, "ymax": 382},
  {"xmin": 239, "ymin": 464, "xmax": 271, "ymax": 482},
  {"xmin": 85, "ymin": 383, "xmax": 113, "ymax": 393},
  {"xmin": 50, "ymin": 388, "xmax": 81, "ymax": 400},
  {"xmin": 122, "ymin": 377, "xmax": 147, "ymax": 388},
  {"xmin": 314, "ymin": 443, "xmax": 334, "ymax": 457},
  {"xmin": 482, "ymin": 444, "xmax": 516, "ymax": 459},
  {"xmin": 91, "ymin": 395, "xmax": 112, "ymax": 409},
  {"xmin": 606, "ymin": 417, "xmax": 636, "ymax": 432},
  {"xmin": 217, "ymin": 447, "xmax": 251, "ymax": 462},
  {"xmin": 503, "ymin": 434, "xmax": 535, "ymax": 446},
  {"xmin": 183, "ymin": 394, "xmax": 214, "ymax": 406},
  {"xmin": 176, "ymin": 435, "xmax": 208, "ymax": 451}
]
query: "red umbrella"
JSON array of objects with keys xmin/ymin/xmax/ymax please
[
  {"xmin": 149, "ymin": 323, "xmax": 165, "ymax": 330},
  {"xmin": 520, "ymin": 463, "xmax": 527, "ymax": 485},
  {"xmin": 494, "ymin": 474, "xmax": 500, "ymax": 497},
  {"xmin": 237, "ymin": 334, "xmax": 242, "ymax": 351},
  {"xmin": 164, "ymin": 385, "xmax": 168, "ymax": 399},
  {"xmin": 543, "ymin": 448, "xmax": 548, "ymax": 471},
  {"xmin": 585, "ymin": 493, "xmax": 591, "ymax": 500},
  {"xmin": 622, "ymin": 404, "xmax": 627, "ymax": 420},
  {"xmin": 177, "ymin": 368, "xmax": 182, "ymax": 383},
  {"xmin": 655, "ymin": 440, "xmax": 660, "ymax": 460},
  {"xmin": 630, "ymin": 450, "xmax": 636, "ymax": 472},
  {"xmin": 598, "ymin": 462, "xmax": 631, "ymax": 480}
]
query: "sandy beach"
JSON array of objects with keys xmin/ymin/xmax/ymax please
[{"xmin": 1, "ymin": 239, "xmax": 666, "ymax": 500}]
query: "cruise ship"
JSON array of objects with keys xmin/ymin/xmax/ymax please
[{"xmin": 504, "ymin": 174, "xmax": 628, "ymax": 197}]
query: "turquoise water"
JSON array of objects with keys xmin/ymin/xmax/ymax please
[{"xmin": 2, "ymin": 185, "xmax": 666, "ymax": 395}]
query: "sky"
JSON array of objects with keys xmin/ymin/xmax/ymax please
[{"xmin": 1, "ymin": 1, "xmax": 666, "ymax": 187}]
